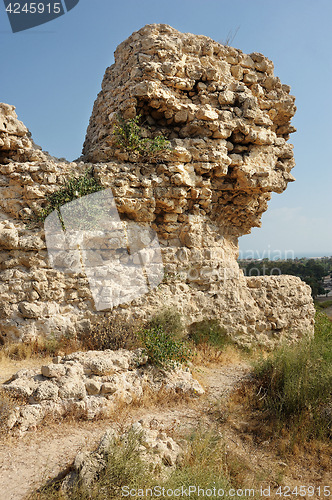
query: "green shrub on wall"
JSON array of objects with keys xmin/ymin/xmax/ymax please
[
  {"xmin": 35, "ymin": 168, "xmax": 103, "ymax": 229},
  {"xmin": 113, "ymin": 114, "xmax": 172, "ymax": 162}
]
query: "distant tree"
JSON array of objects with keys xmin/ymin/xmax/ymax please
[{"xmin": 238, "ymin": 257, "xmax": 328, "ymax": 298}]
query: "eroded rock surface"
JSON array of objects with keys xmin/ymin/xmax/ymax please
[
  {"xmin": 2, "ymin": 348, "xmax": 204, "ymax": 433},
  {"xmin": 0, "ymin": 24, "xmax": 315, "ymax": 346}
]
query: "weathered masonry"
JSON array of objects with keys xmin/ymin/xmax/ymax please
[{"xmin": 0, "ymin": 24, "xmax": 314, "ymax": 347}]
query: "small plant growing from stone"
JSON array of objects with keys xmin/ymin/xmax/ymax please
[
  {"xmin": 113, "ymin": 114, "xmax": 172, "ymax": 162},
  {"xmin": 34, "ymin": 167, "xmax": 103, "ymax": 229},
  {"xmin": 220, "ymin": 26, "xmax": 240, "ymax": 46},
  {"xmin": 161, "ymin": 271, "xmax": 183, "ymax": 284}
]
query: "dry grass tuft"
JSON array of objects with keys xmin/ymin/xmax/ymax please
[
  {"xmin": 225, "ymin": 449, "xmax": 255, "ymax": 489},
  {"xmin": 0, "ymin": 389, "xmax": 17, "ymax": 434},
  {"xmin": 27, "ymin": 427, "xmax": 232, "ymax": 500},
  {"xmin": 194, "ymin": 343, "xmax": 246, "ymax": 367},
  {"xmin": 135, "ymin": 382, "xmax": 192, "ymax": 409},
  {"xmin": 0, "ymin": 388, "xmax": 29, "ymax": 436},
  {"xmin": 82, "ymin": 315, "xmax": 141, "ymax": 351},
  {"xmin": 0, "ymin": 333, "xmax": 83, "ymax": 364}
]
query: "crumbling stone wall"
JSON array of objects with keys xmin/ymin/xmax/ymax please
[
  {"xmin": 0, "ymin": 25, "xmax": 315, "ymax": 347},
  {"xmin": 3, "ymin": 348, "xmax": 204, "ymax": 433}
]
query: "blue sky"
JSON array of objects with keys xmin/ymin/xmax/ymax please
[{"xmin": 0, "ymin": 0, "xmax": 331, "ymax": 258}]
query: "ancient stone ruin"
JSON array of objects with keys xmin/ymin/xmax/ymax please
[
  {"xmin": 3, "ymin": 348, "xmax": 204, "ymax": 433},
  {"xmin": 0, "ymin": 24, "xmax": 315, "ymax": 347}
]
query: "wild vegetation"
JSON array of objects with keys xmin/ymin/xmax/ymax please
[
  {"xmin": 28, "ymin": 429, "xmax": 234, "ymax": 500},
  {"xmin": 113, "ymin": 114, "xmax": 172, "ymax": 162},
  {"xmin": 1, "ymin": 307, "xmax": 332, "ymax": 496},
  {"xmin": 315, "ymin": 299, "xmax": 332, "ymax": 311},
  {"xmin": 252, "ymin": 310, "xmax": 332, "ymax": 442},
  {"xmin": 26, "ymin": 115, "xmax": 171, "ymax": 230},
  {"xmin": 27, "ymin": 168, "xmax": 104, "ymax": 229},
  {"xmin": 189, "ymin": 320, "xmax": 233, "ymax": 351}
]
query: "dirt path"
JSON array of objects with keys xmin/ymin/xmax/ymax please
[
  {"xmin": 0, "ymin": 363, "xmax": 251, "ymax": 500},
  {"xmin": 316, "ymin": 297, "xmax": 332, "ymax": 320},
  {"xmin": 1, "ymin": 360, "xmax": 332, "ymax": 499},
  {"xmin": 324, "ymin": 305, "xmax": 332, "ymax": 319}
]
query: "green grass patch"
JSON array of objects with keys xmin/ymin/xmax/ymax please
[
  {"xmin": 315, "ymin": 300, "xmax": 332, "ymax": 310},
  {"xmin": 253, "ymin": 310, "xmax": 332, "ymax": 440},
  {"xmin": 138, "ymin": 324, "xmax": 192, "ymax": 369},
  {"xmin": 136, "ymin": 308, "xmax": 192, "ymax": 369},
  {"xmin": 28, "ymin": 429, "xmax": 238, "ymax": 500},
  {"xmin": 190, "ymin": 320, "xmax": 233, "ymax": 350}
]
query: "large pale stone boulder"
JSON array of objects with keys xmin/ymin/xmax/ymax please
[{"xmin": 2, "ymin": 349, "xmax": 204, "ymax": 433}]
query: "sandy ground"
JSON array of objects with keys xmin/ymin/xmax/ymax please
[
  {"xmin": 0, "ymin": 362, "xmax": 250, "ymax": 500},
  {"xmin": 0, "ymin": 357, "xmax": 53, "ymax": 386},
  {"xmin": 1, "ymin": 356, "xmax": 332, "ymax": 500}
]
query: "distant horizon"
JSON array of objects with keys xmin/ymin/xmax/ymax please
[{"xmin": 238, "ymin": 250, "xmax": 332, "ymax": 260}]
